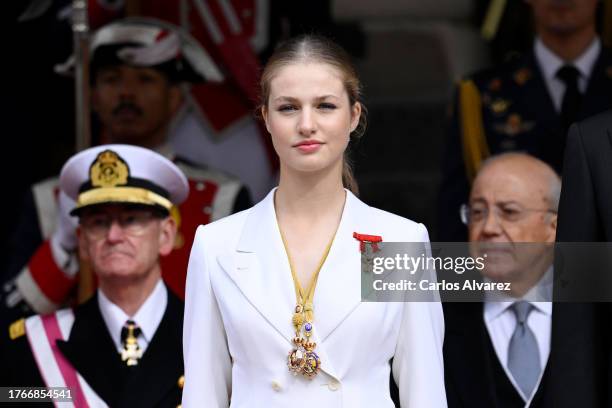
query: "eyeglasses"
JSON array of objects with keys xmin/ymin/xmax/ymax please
[
  {"xmin": 80, "ymin": 210, "xmax": 160, "ymax": 239},
  {"xmin": 460, "ymin": 203, "xmax": 557, "ymax": 226}
]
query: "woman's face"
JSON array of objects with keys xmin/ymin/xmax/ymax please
[{"xmin": 263, "ymin": 62, "xmax": 360, "ymax": 176}]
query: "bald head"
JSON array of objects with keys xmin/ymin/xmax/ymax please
[
  {"xmin": 477, "ymin": 153, "xmax": 561, "ymax": 211},
  {"xmin": 467, "ymin": 153, "xmax": 560, "ymax": 244}
]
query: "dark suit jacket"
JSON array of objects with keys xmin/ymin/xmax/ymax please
[
  {"xmin": 1, "ymin": 287, "xmax": 184, "ymax": 408},
  {"xmin": 443, "ymin": 302, "xmax": 549, "ymax": 408},
  {"xmin": 438, "ymin": 48, "xmax": 612, "ymax": 241},
  {"xmin": 551, "ymin": 109, "xmax": 612, "ymax": 408}
]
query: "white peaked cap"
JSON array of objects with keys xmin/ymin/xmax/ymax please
[
  {"xmin": 55, "ymin": 17, "xmax": 224, "ymax": 83},
  {"xmin": 60, "ymin": 144, "xmax": 189, "ymax": 215}
]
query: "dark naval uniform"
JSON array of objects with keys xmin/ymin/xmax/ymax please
[
  {"xmin": 437, "ymin": 47, "xmax": 612, "ymax": 241},
  {"xmin": 1, "ymin": 287, "xmax": 185, "ymax": 408}
]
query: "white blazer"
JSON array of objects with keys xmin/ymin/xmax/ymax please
[{"xmin": 182, "ymin": 189, "xmax": 447, "ymax": 408}]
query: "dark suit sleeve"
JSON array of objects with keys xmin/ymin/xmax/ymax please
[
  {"xmin": 436, "ymin": 86, "xmax": 470, "ymax": 241},
  {"xmin": 556, "ymin": 123, "xmax": 601, "ymax": 242}
]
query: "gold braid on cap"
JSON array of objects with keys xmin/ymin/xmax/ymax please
[{"xmin": 73, "ymin": 150, "xmax": 173, "ymax": 212}]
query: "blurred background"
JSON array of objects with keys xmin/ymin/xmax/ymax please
[{"xmin": 3, "ymin": 0, "xmax": 611, "ymax": 256}]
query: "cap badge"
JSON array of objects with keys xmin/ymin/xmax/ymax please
[{"xmin": 90, "ymin": 150, "xmax": 129, "ymax": 188}]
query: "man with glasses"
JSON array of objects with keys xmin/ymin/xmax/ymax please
[
  {"xmin": 443, "ymin": 152, "xmax": 560, "ymax": 408},
  {"xmin": 1, "ymin": 145, "xmax": 187, "ymax": 406}
]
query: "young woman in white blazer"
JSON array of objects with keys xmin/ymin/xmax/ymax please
[{"xmin": 182, "ymin": 35, "xmax": 447, "ymax": 408}]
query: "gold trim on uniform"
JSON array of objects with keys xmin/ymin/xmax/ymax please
[
  {"xmin": 490, "ymin": 98, "xmax": 511, "ymax": 115},
  {"xmin": 9, "ymin": 318, "xmax": 25, "ymax": 340},
  {"xmin": 513, "ymin": 68, "xmax": 531, "ymax": 86},
  {"xmin": 493, "ymin": 113, "xmax": 535, "ymax": 136},
  {"xmin": 178, "ymin": 375, "xmax": 185, "ymax": 389},
  {"xmin": 75, "ymin": 187, "xmax": 173, "ymax": 211},
  {"xmin": 459, "ymin": 79, "xmax": 491, "ymax": 182}
]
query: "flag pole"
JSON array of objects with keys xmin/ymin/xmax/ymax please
[{"xmin": 72, "ymin": 0, "xmax": 91, "ymax": 152}]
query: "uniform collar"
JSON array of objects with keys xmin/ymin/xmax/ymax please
[
  {"xmin": 534, "ymin": 36, "xmax": 601, "ymax": 83},
  {"xmin": 97, "ymin": 279, "xmax": 167, "ymax": 350}
]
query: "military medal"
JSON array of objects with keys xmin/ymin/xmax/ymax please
[
  {"xmin": 280, "ymin": 227, "xmax": 337, "ymax": 380},
  {"xmin": 353, "ymin": 232, "xmax": 383, "ymax": 272},
  {"xmin": 120, "ymin": 322, "xmax": 143, "ymax": 366}
]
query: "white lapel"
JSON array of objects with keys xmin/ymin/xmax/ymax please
[
  {"xmin": 313, "ymin": 191, "xmax": 366, "ymax": 342},
  {"xmin": 217, "ymin": 189, "xmax": 295, "ymax": 342}
]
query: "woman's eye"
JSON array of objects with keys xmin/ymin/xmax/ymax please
[
  {"xmin": 277, "ymin": 105, "xmax": 297, "ymax": 112},
  {"xmin": 318, "ymin": 103, "xmax": 337, "ymax": 110}
]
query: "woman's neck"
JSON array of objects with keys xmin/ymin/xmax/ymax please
[{"xmin": 275, "ymin": 164, "xmax": 346, "ymax": 221}]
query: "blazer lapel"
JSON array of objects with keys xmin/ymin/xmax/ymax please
[
  {"xmin": 314, "ymin": 191, "xmax": 365, "ymax": 342},
  {"xmin": 218, "ymin": 190, "xmax": 296, "ymax": 343},
  {"xmin": 56, "ymin": 296, "xmax": 124, "ymax": 407}
]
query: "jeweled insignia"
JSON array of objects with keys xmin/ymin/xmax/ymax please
[
  {"xmin": 120, "ymin": 323, "xmax": 143, "ymax": 366},
  {"xmin": 490, "ymin": 98, "xmax": 511, "ymax": 115},
  {"xmin": 287, "ymin": 337, "xmax": 321, "ymax": 379},
  {"xmin": 9, "ymin": 318, "xmax": 25, "ymax": 340},
  {"xmin": 488, "ymin": 78, "xmax": 502, "ymax": 92},
  {"xmin": 513, "ymin": 68, "xmax": 532, "ymax": 86},
  {"xmin": 90, "ymin": 150, "xmax": 129, "ymax": 188},
  {"xmin": 493, "ymin": 113, "xmax": 535, "ymax": 136}
]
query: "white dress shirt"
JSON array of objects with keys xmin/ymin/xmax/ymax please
[
  {"xmin": 484, "ymin": 268, "xmax": 553, "ymax": 405},
  {"xmin": 98, "ymin": 279, "xmax": 167, "ymax": 354},
  {"xmin": 534, "ymin": 36, "xmax": 601, "ymax": 112}
]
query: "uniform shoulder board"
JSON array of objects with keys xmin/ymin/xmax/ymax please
[{"xmin": 9, "ymin": 318, "xmax": 25, "ymax": 340}]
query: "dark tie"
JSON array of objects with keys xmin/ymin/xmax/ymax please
[
  {"xmin": 556, "ymin": 65, "xmax": 582, "ymax": 130},
  {"xmin": 120, "ymin": 320, "xmax": 143, "ymax": 366}
]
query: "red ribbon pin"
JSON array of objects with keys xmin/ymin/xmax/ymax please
[{"xmin": 353, "ymin": 232, "xmax": 383, "ymax": 253}]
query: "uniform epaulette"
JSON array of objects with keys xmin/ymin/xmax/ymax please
[
  {"xmin": 458, "ymin": 79, "xmax": 490, "ymax": 182},
  {"xmin": 9, "ymin": 318, "xmax": 25, "ymax": 340}
]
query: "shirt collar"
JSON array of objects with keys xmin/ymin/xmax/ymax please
[
  {"xmin": 484, "ymin": 267, "xmax": 553, "ymax": 322},
  {"xmin": 98, "ymin": 280, "xmax": 168, "ymax": 349},
  {"xmin": 534, "ymin": 36, "xmax": 601, "ymax": 83}
]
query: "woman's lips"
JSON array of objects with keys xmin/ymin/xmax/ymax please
[{"xmin": 294, "ymin": 140, "xmax": 323, "ymax": 153}]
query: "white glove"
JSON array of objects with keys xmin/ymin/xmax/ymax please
[{"xmin": 50, "ymin": 191, "xmax": 79, "ymax": 277}]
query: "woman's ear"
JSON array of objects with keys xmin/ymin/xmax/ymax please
[
  {"xmin": 350, "ymin": 102, "xmax": 362, "ymax": 133},
  {"xmin": 261, "ymin": 106, "xmax": 271, "ymax": 133}
]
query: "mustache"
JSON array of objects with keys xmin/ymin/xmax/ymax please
[{"xmin": 112, "ymin": 101, "xmax": 143, "ymax": 117}]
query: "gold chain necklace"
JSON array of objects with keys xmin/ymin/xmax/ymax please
[{"xmin": 279, "ymin": 226, "xmax": 336, "ymax": 379}]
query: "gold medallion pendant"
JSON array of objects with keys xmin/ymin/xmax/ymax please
[
  {"xmin": 287, "ymin": 309, "xmax": 321, "ymax": 379},
  {"xmin": 279, "ymin": 213, "xmax": 338, "ymax": 381}
]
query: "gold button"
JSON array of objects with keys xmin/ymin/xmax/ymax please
[
  {"xmin": 271, "ymin": 381, "xmax": 282, "ymax": 392},
  {"xmin": 328, "ymin": 380, "xmax": 340, "ymax": 391},
  {"xmin": 178, "ymin": 375, "xmax": 185, "ymax": 389}
]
